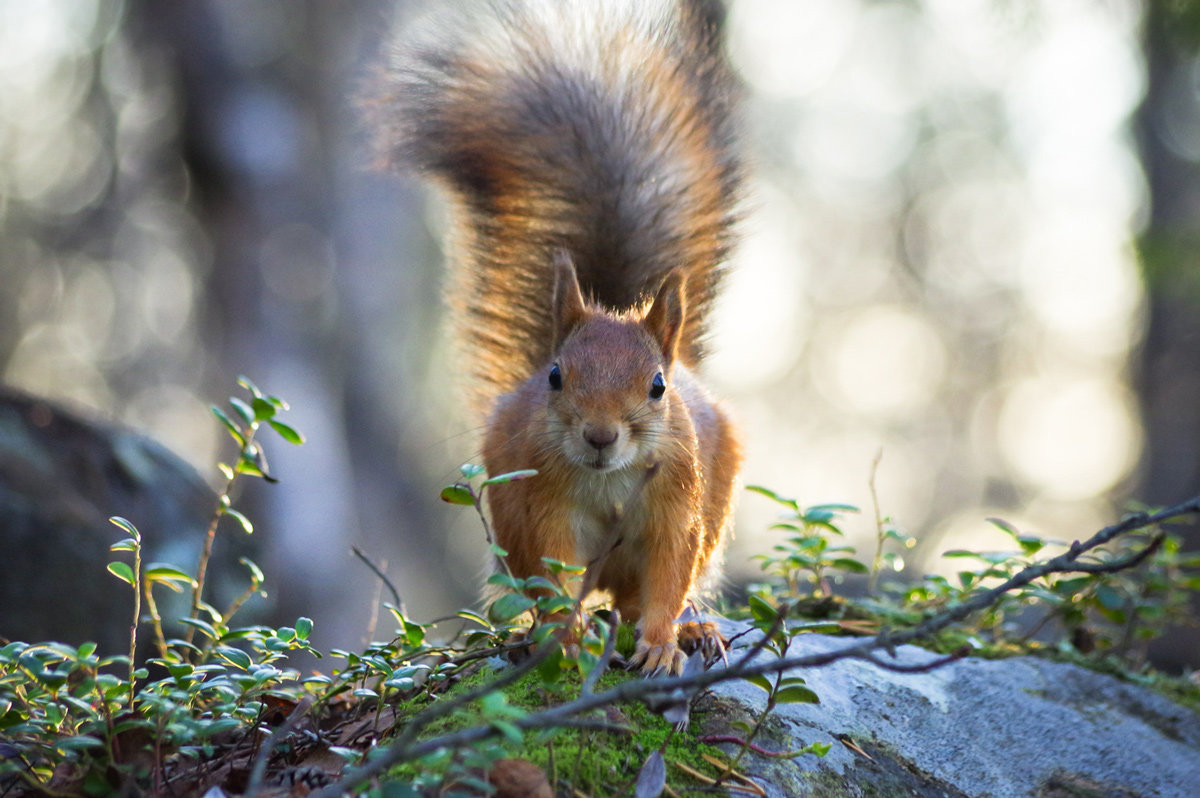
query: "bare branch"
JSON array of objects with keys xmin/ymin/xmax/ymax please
[{"xmin": 352, "ymin": 545, "xmax": 403, "ymax": 612}]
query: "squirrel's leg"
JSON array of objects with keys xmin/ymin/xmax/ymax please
[
  {"xmin": 489, "ymin": 482, "xmax": 580, "ymax": 638},
  {"xmin": 630, "ymin": 507, "xmax": 703, "ymax": 676}
]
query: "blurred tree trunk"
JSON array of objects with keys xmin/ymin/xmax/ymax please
[
  {"xmin": 1135, "ymin": 3, "xmax": 1200, "ymax": 671},
  {"xmin": 124, "ymin": 0, "xmax": 467, "ymax": 650}
]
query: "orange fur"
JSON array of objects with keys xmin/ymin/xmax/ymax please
[
  {"xmin": 382, "ymin": 0, "xmax": 744, "ymax": 675},
  {"xmin": 481, "ymin": 262, "xmax": 741, "ymax": 674}
]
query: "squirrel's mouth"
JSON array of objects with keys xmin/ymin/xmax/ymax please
[{"xmin": 586, "ymin": 457, "xmax": 616, "ymax": 472}]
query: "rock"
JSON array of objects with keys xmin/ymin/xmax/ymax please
[
  {"xmin": 703, "ymin": 623, "xmax": 1200, "ymax": 798},
  {"xmin": 0, "ymin": 388, "xmax": 221, "ymax": 652}
]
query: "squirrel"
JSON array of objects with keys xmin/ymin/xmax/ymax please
[{"xmin": 377, "ymin": 0, "xmax": 744, "ymax": 675}]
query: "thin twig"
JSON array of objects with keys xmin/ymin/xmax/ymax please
[
  {"xmin": 245, "ymin": 697, "xmax": 311, "ymax": 797},
  {"xmin": 1065, "ymin": 533, "xmax": 1165, "ymax": 574},
  {"xmin": 352, "ymin": 545, "xmax": 404, "ymax": 612},
  {"xmin": 581, "ymin": 611, "xmax": 620, "ymax": 696},
  {"xmin": 867, "ymin": 449, "xmax": 886, "ymax": 595}
]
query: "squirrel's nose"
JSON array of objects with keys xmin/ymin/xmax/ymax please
[{"xmin": 583, "ymin": 424, "xmax": 619, "ymax": 451}]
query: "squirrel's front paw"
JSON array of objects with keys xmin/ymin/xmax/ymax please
[{"xmin": 630, "ymin": 636, "xmax": 686, "ymax": 676}]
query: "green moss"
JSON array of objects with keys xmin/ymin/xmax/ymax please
[{"xmin": 385, "ymin": 664, "xmax": 730, "ymax": 794}]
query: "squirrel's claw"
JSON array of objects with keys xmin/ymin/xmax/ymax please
[
  {"xmin": 677, "ymin": 620, "xmax": 728, "ymax": 666},
  {"xmin": 631, "ymin": 639, "xmax": 687, "ymax": 677}
]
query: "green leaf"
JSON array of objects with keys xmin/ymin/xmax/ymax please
[
  {"xmin": 536, "ymin": 595, "xmax": 576, "ymax": 615},
  {"xmin": 212, "ymin": 406, "xmax": 246, "ymax": 446},
  {"xmin": 538, "ymin": 646, "xmax": 565, "ymax": 683},
  {"xmin": 440, "ymin": 484, "xmax": 475, "ymax": 506},
  {"xmin": 742, "ymin": 673, "xmax": 773, "ymax": 694},
  {"xmin": 253, "ymin": 397, "xmax": 277, "ymax": 421},
  {"xmin": 215, "ymin": 646, "xmax": 253, "ymax": 670},
  {"xmin": 240, "ymin": 557, "xmax": 265, "ymax": 584},
  {"xmin": 460, "ymin": 463, "xmax": 486, "ymax": 479},
  {"xmin": 145, "ymin": 564, "xmax": 196, "ymax": 589},
  {"xmin": 107, "ymin": 562, "xmax": 135, "ymax": 586},
  {"xmin": 524, "ymin": 576, "xmax": 559, "ymax": 592},
  {"xmin": 490, "ymin": 719, "xmax": 524, "ymax": 745},
  {"xmin": 179, "ymin": 618, "xmax": 220, "ymax": 641},
  {"xmin": 830, "ymin": 557, "xmax": 868, "ymax": 574},
  {"xmin": 1016, "ymin": 536, "xmax": 1045, "ymax": 556},
  {"xmin": 229, "ymin": 397, "xmax": 256, "ymax": 426},
  {"xmin": 487, "ymin": 572, "xmax": 525, "ymax": 591},
  {"xmin": 1095, "ymin": 585, "xmax": 1125, "ymax": 612},
  {"xmin": 985, "ymin": 517, "xmax": 1020, "ymax": 537},
  {"xmin": 456, "ymin": 609, "xmax": 492, "ymax": 628},
  {"xmin": 775, "ymin": 684, "xmax": 820, "ymax": 704},
  {"xmin": 237, "ymin": 375, "xmax": 264, "ymax": 399},
  {"xmin": 746, "ymin": 484, "xmax": 801, "ymax": 510},
  {"xmin": 224, "ymin": 507, "xmax": 254, "ymax": 534},
  {"xmin": 269, "ymin": 419, "xmax": 304, "ymax": 444},
  {"xmin": 295, "ymin": 617, "xmax": 313, "ymax": 640},
  {"xmin": 55, "ymin": 736, "xmax": 104, "ymax": 752},
  {"xmin": 109, "ymin": 538, "xmax": 138, "ymax": 553},
  {"xmin": 488, "ymin": 593, "xmax": 537, "ymax": 623},
  {"xmin": 748, "ymin": 594, "xmax": 778, "ymax": 625},
  {"xmin": 109, "ymin": 516, "xmax": 141, "ymax": 541},
  {"xmin": 481, "ymin": 469, "xmax": 539, "ymax": 487}
]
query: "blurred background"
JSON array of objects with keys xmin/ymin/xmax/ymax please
[{"xmin": 2, "ymin": 0, "xmax": 1199, "ymax": 670}]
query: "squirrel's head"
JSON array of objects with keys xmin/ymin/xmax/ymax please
[{"xmin": 546, "ymin": 255, "xmax": 685, "ymax": 472}]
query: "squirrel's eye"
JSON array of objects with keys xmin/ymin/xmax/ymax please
[
  {"xmin": 649, "ymin": 371, "xmax": 665, "ymax": 400},
  {"xmin": 549, "ymin": 363, "xmax": 563, "ymax": 391}
]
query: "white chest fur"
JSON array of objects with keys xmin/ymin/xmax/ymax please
[{"xmin": 568, "ymin": 465, "xmax": 651, "ymax": 564}]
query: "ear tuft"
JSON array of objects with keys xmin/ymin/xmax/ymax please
[
  {"xmin": 643, "ymin": 270, "xmax": 686, "ymax": 367},
  {"xmin": 552, "ymin": 251, "xmax": 587, "ymax": 350}
]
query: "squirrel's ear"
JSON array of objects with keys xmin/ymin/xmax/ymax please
[
  {"xmin": 552, "ymin": 251, "xmax": 587, "ymax": 349},
  {"xmin": 644, "ymin": 270, "xmax": 686, "ymax": 368}
]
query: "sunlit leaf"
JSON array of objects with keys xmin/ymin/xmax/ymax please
[
  {"xmin": 224, "ymin": 507, "xmax": 254, "ymax": 534},
  {"xmin": 775, "ymin": 684, "xmax": 820, "ymax": 704},
  {"xmin": 269, "ymin": 419, "xmax": 304, "ymax": 444},
  {"xmin": 742, "ymin": 673, "xmax": 772, "ymax": 693},
  {"xmin": 488, "ymin": 593, "xmax": 536, "ymax": 623},
  {"xmin": 295, "ymin": 617, "xmax": 313, "ymax": 640},
  {"xmin": 229, "ymin": 397, "xmax": 256, "ymax": 426},
  {"xmin": 214, "ymin": 647, "xmax": 253, "ymax": 670},
  {"xmin": 212, "ymin": 406, "xmax": 245, "ymax": 446},
  {"xmin": 109, "ymin": 516, "xmax": 141, "ymax": 541},
  {"xmin": 440, "ymin": 484, "xmax": 475, "ymax": 505},
  {"xmin": 145, "ymin": 564, "xmax": 195, "ymax": 584},
  {"xmin": 107, "ymin": 562, "xmax": 135, "ymax": 586},
  {"xmin": 252, "ymin": 397, "xmax": 277, "ymax": 421},
  {"xmin": 240, "ymin": 557, "xmax": 265, "ymax": 584}
]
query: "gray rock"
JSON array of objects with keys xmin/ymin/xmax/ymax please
[{"xmin": 703, "ymin": 622, "xmax": 1200, "ymax": 798}]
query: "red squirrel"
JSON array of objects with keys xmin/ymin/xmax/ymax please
[{"xmin": 378, "ymin": 0, "xmax": 743, "ymax": 675}]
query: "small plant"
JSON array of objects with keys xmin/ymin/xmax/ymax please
[
  {"xmin": 441, "ymin": 464, "xmax": 616, "ymax": 684},
  {"xmin": 715, "ymin": 597, "xmax": 832, "ymax": 771},
  {"xmin": 748, "ymin": 485, "xmax": 865, "ymax": 598},
  {"xmin": 0, "ymin": 377, "xmax": 314, "ymax": 794}
]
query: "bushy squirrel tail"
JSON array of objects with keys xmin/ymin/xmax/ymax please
[{"xmin": 376, "ymin": 0, "xmax": 742, "ymax": 411}]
